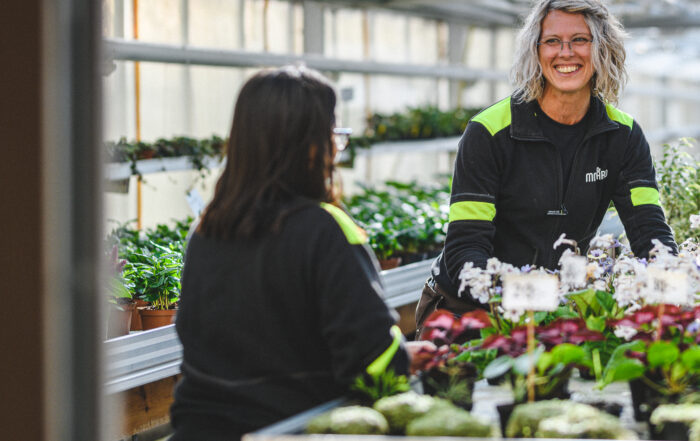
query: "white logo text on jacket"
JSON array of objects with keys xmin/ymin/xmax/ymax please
[{"xmin": 585, "ymin": 167, "xmax": 608, "ymax": 183}]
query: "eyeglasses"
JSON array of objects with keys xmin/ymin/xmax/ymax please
[
  {"xmin": 333, "ymin": 127, "xmax": 352, "ymax": 152},
  {"xmin": 537, "ymin": 37, "xmax": 593, "ymax": 52}
]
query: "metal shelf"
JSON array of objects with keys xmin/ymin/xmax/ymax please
[
  {"xmin": 104, "ymin": 258, "xmax": 433, "ymax": 393},
  {"xmin": 105, "ymin": 155, "xmax": 224, "ymax": 180},
  {"xmin": 105, "ymin": 137, "xmax": 460, "ymax": 179}
]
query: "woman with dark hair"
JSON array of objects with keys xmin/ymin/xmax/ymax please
[
  {"xmin": 170, "ymin": 66, "xmax": 423, "ymax": 440},
  {"xmin": 416, "ymin": 0, "xmax": 677, "ymax": 335}
]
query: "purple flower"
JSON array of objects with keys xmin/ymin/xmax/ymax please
[
  {"xmin": 520, "ymin": 264, "xmax": 533, "ymax": 273},
  {"xmin": 590, "ymin": 249, "xmax": 603, "ymax": 258}
]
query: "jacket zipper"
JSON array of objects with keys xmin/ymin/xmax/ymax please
[{"xmin": 546, "ymin": 123, "xmax": 618, "ymax": 268}]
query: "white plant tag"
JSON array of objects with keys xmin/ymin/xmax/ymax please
[
  {"xmin": 186, "ymin": 188, "xmax": 206, "ymax": 217},
  {"xmin": 560, "ymin": 255, "xmax": 588, "ymax": 288},
  {"xmin": 503, "ymin": 273, "xmax": 559, "ymax": 311},
  {"xmin": 646, "ymin": 268, "xmax": 690, "ymax": 305}
]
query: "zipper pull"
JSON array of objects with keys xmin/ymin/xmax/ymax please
[{"xmin": 546, "ymin": 204, "xmax": 568, "ymax": 216}]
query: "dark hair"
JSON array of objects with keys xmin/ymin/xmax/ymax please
[{"xmin": 199, "ymin": 65, "xmax": 338, "ymax": 239}]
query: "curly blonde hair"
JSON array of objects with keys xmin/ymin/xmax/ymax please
[{"xmin": 511, "ymin": 0, "xmax": 628, "ymax": 104}]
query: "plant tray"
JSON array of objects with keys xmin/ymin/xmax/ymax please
[{"xmin": 243, "ymin": 376, "xmax": 653, "ymax": 441}]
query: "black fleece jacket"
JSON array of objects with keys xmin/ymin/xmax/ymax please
[
  {"xmin": 171, "ymin": 200, "xmax": 407, "ymax": 440},
  {"xmin": 432, "ymin": 95, "xmax": 677, "ymax": 298}
]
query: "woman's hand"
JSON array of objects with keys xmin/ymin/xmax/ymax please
[{"xmin": 405, "ymin": 340, "xmax": 437, "ymax": 373}]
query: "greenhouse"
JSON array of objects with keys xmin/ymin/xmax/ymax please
[{"xmin": 3, "ymin": 0, "xmax": 700, "ymax": 440}]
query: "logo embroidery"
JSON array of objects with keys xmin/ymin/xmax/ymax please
[{"xmin": 585, "ymin": 167, "xmax": 608, "ymax": 183}]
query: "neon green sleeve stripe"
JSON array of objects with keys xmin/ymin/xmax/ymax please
[
  {"xmin": 320, "ymin": 202, "xmax": 368, "ymax": 245},
  {"xmin": 449, "ymin": 201, "xmax": 496, "ymax": 222},
  {"xmin": 630, "ymin": 187, "xmax": 660, "ymax": 207},
  {"xmin": 471, "ymin": 97, "xmax": 511, "ymax": 136},
  {"xmin": 366, "ymin": 325, "xmax": 402, "ymax": 378},
  {"xmin": 606, "ymin": 104, "xmax": 634, "ymax": 129}
]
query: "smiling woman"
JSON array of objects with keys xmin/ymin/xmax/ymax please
[{"xmin": 415, "ymin": 0, "xmax": 678, "ymax": 337}]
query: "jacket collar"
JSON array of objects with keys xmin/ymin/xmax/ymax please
[{"xmin": 509, "ymin": 95, "xmax": 620, "ymax": 142}]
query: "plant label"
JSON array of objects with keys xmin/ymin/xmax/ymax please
[
  {"xmin": 502, "ymin": 273, "xmax": 559, "ymax": 311},
  {"xmin": 646, "ymin": 268, "xmax": 690, "ymax": 305},
  {"xmin": 186, "ymin": 188, "xmax": 205, "ymax": 217},
  {"xmin": 559, "ymin": 254, "xmax": 588, "ymax": 288}
]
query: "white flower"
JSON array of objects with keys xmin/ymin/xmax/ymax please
[
  {"xmin": 649, "ymin": 238, "xmax": 673, "ymax": 258},
  {"xmin": 690, "ymin": 214, "xmax": 700, "ymax": 229},
  {"xmin": 589, "ymin": 234, "xmax": 615, "ymax": 250},
  {"xmin": 614, "ymin": 325, "xmax": 638, "ymax": 341},
  {"xmin": 586, "ymin": 262, "xmax": 604, "ymax": 280},
  {"xmin": 553, "ymin": 233, "xmax": 578, "ymax": 251},
  {"xmin": 613, "ymin": 273, "xmax": 645, "ymax": 307},
  {"xmin": 486, "ymin": 257, "xmax": 502, "ymax": 275},
  {"xmin": 614, "ymin": 255, "xmax": 646, "ymax": 275},
  {"xmin": 468, "ymin": 273, "xmax": 493, "ymax": 304},
  {"xmin": 679, "ymin": 238, "xmax": 698, "ymax": 255},
  {"xmin": 458, "ymin": 261, "xmax": 494, "ymax": 303},
  {"xmin": 502, "ymin": 308, "xmax": 524, "ymax": 322},
  {"xmin": 592, "ymin": 279, "xmax": 608, "ymax": 291},
  {"xmin": 498, "ymin": 262, "xmax": 519, "ymax": 276}
]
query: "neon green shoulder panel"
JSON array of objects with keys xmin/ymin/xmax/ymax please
[
  {"xmin": 605, "ymin": 104, "xmax": 634, "ymax": 130},
  {"xmin": 320, "ymin": 202, "xmax": 368, "ymax": 245},
  {"xmin": 366, "ymin": 325, "xmax": 402, "ymax": 378},
  {"xmin": 471, "ymin": 97, "xmax": 512, "ymax": 136}
]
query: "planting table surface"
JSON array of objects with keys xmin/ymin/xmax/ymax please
[{"xmin": 244, "ymin": 375, "xmax": 652, "ymax": 441}]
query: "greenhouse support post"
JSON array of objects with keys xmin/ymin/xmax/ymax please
[{"xmin": 133, "ymin": 0, "xmax": 143, "ymax": 230}]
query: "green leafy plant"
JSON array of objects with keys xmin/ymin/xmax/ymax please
[
  {"xmin": 600, "ymin": 304, "xmax": 700, "ymax": 396},
  {"xmin": 121, "ymin": 242, "xmax": 182, "ymax": 310},
  {"xmin": 106, "ymin": 135, "xmax": 225, "ymax": 178},
  {"xmin": 655, "ymin": 137, "xmax": 699, "ymax": 243},
  {"xmin": 345, "ymin": 180, "xmax": 450, "ymax": 261},
  {"xmin": 350, "ymin": 369, "xmax": 410, "ymax": 403}
]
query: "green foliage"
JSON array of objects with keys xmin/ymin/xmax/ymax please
[
  {"xmin": 350, "ymin": 370, "xmax": 410, "ymax": 403},
  {"xmin": 121, "ymin": 242, "xmax": 183, "ymax": 310},
  {"xmin": 345, "ymin": 180, "xmax": 450, "ymax": 260},
  {"xmin": 655, "ymin": 138, "xmax": 699, "ymax": 243},
  {"xmin": 107, "ymin": 217, "xmax": 193, "ymax": 257},
  {"xmin": 453, "ymin": 346, "xmax": 498, "ymax": 379},
  {"xmin": 106, "ymin": 135, "xmax": 225, "ymax": 177},
  {"xmin": 361, "ymin": 106, "xmax": 480, "ymax": 144}
]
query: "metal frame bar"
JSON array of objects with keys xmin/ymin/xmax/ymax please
[
  {"xmin": 43, "ymin": 0, "xmax": 103, "ymax": 438},
  {"xmin": 104, "ymin": 38, "xmax": 507, "ymax": 81}
]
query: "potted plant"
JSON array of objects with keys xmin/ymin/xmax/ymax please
[
  {"xmin": 649, "ymin": 403, "xmax": 700, "ymax": 440},
  {"xmin": 600, "ymin": 304, "xmax": 700, "ymax": 421},
  {"xmin": 412, "ymin": 309, "xmax": 492, "ymax": 410},
  {"xmin": 122, "ymin": 242, "xmax": 182, "ymax": 330}
]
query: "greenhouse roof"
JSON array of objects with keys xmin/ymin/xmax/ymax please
[{"xmin": 328, "ymin": 0, "xmax": 700, "ymax": 28}]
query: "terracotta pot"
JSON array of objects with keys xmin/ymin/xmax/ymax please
[
  {"xmin": 139, "ymin": 308, "xmax": 177, "ymax": 330},
  {"xmin": 130, "ymin": 299, "xmax": 149, "ymax": 331},
  {"xmin": 106, "ymin": 302, "xmax": 135, "ymax": 339},
  {"xmin": 379, "ymin": 256, "xmax": 402, "ymax": 270}
]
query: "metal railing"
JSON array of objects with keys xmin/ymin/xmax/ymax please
[{"xmin": 104, "ymin": 258, "xmax": 432, "ymax": 393}]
